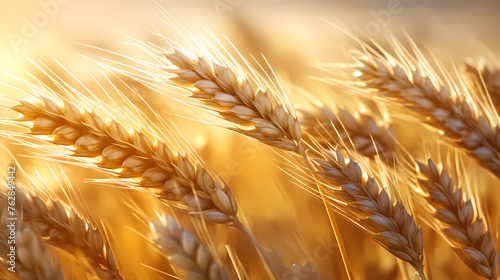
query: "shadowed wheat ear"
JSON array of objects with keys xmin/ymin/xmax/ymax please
[
  {"xmin": 10, "ymin": 97, "xmax": 238, "ymax": 224},
  {"xmin": 315, "ymin": 148, "xmax": 425, "ymax": 278},
  {"xmin": 0, "ymin": 195, "xmax": 64, "ymax": 280},
  {"xmin": 417, "ymin": 159, "xmax": 499, "ymax": 279},
  {"xmin": 349, "ymin": 44, "xmax": 500, "ymax": 178},
  {"xmin": 299, "ymin": 105, "xmax": 396, "ymax": 163},
  {"xmin": 150, "ymin": 216, "xmax": 231, "ymax": 280},
  {"xmin": 462, "ymin": 61, "xmax": 500, "ymax": 112},
  {"xmin": 164, "ymin": 49, "xmax": 302, "ymax": 152},
  {"xmin": 8, "ymin": 189, "xmax": 123, "ymax": 280}
]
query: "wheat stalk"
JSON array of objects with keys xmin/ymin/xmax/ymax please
[
  {"xmin": 351, "ymin": 46, "xmax": 500, "ymax": 178},
  {"xmin": 150, "ymin": 216, "xmax": 231, "ymax": 280},
  {"xmin": 417, "ymin": 159, "xmax": 499, "ymax": 279},
  {"xmin": 0, "ymin": 194, "xmax": 64, "ymax": 280},
  {"xmin": 8, "ymin": 189, "xmax": 123, "ymax": 280},
  {"xmin": 316, "ymin": 148, "xmax": 425, "ymax": 277},
  {"xmin": 300, "ymin": 105, "xmax": 396, "ymax": 163},
  {"xmin": 11, "ymin": 97, "xmax": 238, "ymax": 225},
  {"xmin": 164, "ymin": 49, "xmax": 302, "ymax": 152},
  {"xmin": 163, "ymin": 47, "xmax": 425, "ymax": 279}
]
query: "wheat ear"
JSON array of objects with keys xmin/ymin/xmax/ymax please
[
  {"xmin": 417, "ymin": 159, "xmax": 499, "ymax": 279},
  {"xmin": 352, "ymin": 48, "xmax": 500, "ymax": 178},
  {"xmin": 316, "ymin": 148, "xmax": 425, "ymax": 277},
  {"xmin": 462, "ymin": 61, "xmax": 500, "ymax": 112},
  {"xmin": 164, "ymin": 49, "xmax": 302, "ymax": 152},
  {"xmin": 150, "ymin": 216, "xmax": 231, "ymax": 280},
  {"xmin": 164, "ymin": 48, "xmax": 425, "ymax": 279},
  {"xmin": 9, "ymin": 189, "xmax": 123, "ymax": 280},
  {"xmin": 0, "ymin": 195, "xmax": 64, "ymax": 280},
  {"xmin": 300, "ymin": 105, "xmax": 396, "ymax": 163},
  {"xmin": 11, "ymin": 97, "xmax": 238, "ymax": 224}
]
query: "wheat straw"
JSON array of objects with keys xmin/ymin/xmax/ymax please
[
  {"xmin": 150, "ymin": 216, "xmax": 231, "ymax": 280},
  {"xmin": 417, "ymin": 159, "xmax": 499, "ymax": 279},
  {"xmin": 11, "ymin": 97, "xmax": 238, "ymax": 224}
]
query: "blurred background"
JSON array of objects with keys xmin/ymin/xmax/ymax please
[{"xmin": 1, "ymin": 1, "xmax": 500, "ymax": 279}]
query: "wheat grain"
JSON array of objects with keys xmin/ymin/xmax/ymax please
[
  {"xmin": 417, "ymin": 159, "xmax": 499, "ymax": 279},
  {"xmin": 351, "ymin": 47, "xmax": 500, "ymax": 178},
  {"xmin": 11, "ymin": 97, "xmax": 238, "ymax": 225},
  {"xmin": 164, "ymin": 49, "xmax": 302, "ymax": 152},
  {"xmin": 300, "ymin": 105, "xmax": 396, "ymax": 163},
  {"xmin": 150, "ymin": 216, "xmax": 231, "ymax": 280}
]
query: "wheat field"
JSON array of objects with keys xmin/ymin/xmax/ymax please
[{"xmin": 1, "ymin": 1, "xmax": 500, "ymax": 280}]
